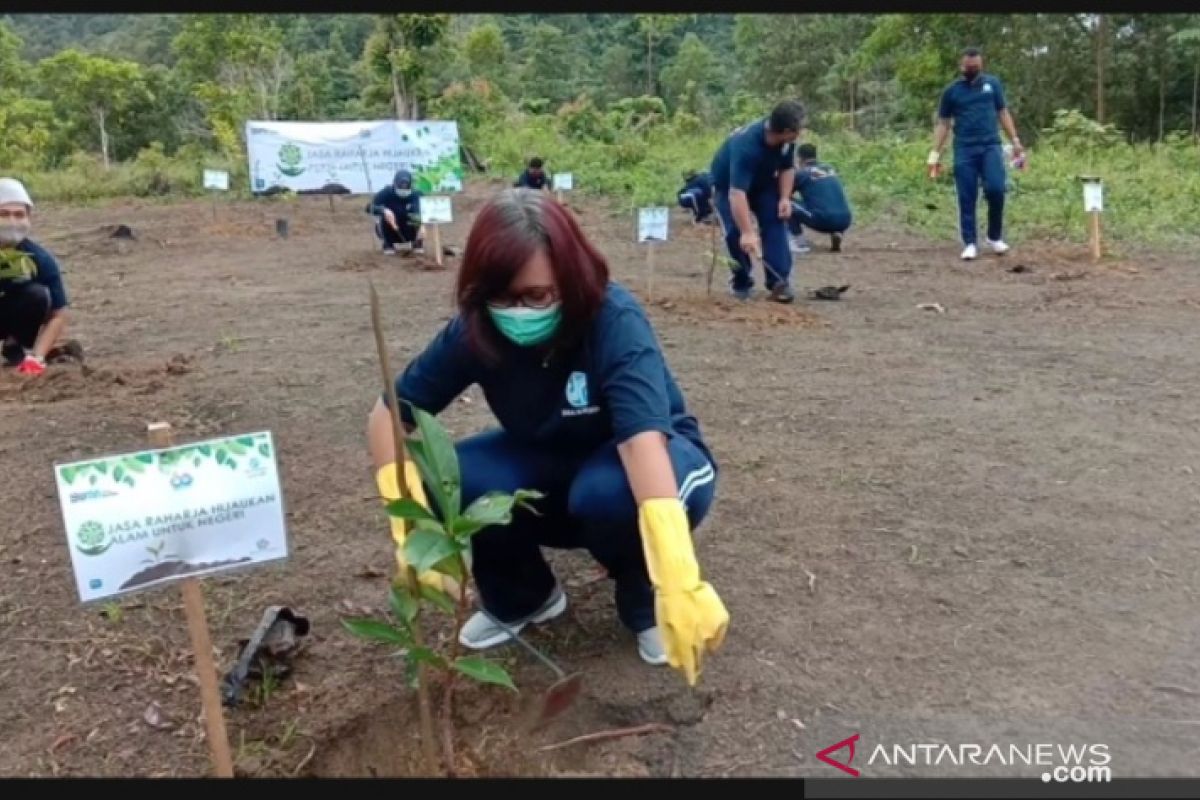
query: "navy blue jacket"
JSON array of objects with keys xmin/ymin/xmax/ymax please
[{"xmin": 0, "ymin": 239, "xmax": 68, "ymax": 310}]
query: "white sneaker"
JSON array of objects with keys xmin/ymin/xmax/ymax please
[
  {"xmin": 961, "ymin": 244, "xmax": 978, "ymax": 261},
  {"xmin": 636, "ymin": 626, "xmax": 669, "ymax": 666},
  {"xmin": 987, "ymin": 238, "xmax": 1010, "ymax": 255},
  {"xmin": 457, "ymin": 586, "xmax": 567, "ymax": 650},
  {"xmin": 789, "ymin": 235, "xmax": 812, "ymax": 255}
]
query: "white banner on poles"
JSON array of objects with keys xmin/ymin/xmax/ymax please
[{"xmin": 245, "ymin": 120, "xmax": 463, "ymax": 196}]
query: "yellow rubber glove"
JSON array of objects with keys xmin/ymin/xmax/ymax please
[
  {"xmin": 638, "ymin": 497, "xmax": 729, "ymax": 686},
  {"xmin": 376, "ymin": 462, "xmax": 457, "ymax": 595}
]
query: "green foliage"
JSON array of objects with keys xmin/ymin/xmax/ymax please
[{"xmin": 344, "ymin": 404, "xmax": 544, "ymax": 699}]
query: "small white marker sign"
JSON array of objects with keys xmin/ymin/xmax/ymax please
[
  {"xmin": 203, "ymin": 169, "xmax": 230, "ymax": 192},
  {"xmin": 552, "ymin": 172, "xmax": 574, "ymax": 192},
  {"xmin": 637, "ymin": 207, "xmax": 670, "ymax": 243},
  {"xmin": 420, "ymin": 195, "xmax": 454, "ymax": 224},
  {"xmin": 1082, "ymin": 180, "xmax": 1103, "ymax": 213}
]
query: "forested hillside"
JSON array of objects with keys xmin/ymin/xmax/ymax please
[{"xmin": 1, "ymin": 13, "xmax": 1197, "ymax": 242}]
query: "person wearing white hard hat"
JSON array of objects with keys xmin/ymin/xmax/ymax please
[{"xmin": 0, "ymin": 178, "xmax": 75, "ymax": 377}]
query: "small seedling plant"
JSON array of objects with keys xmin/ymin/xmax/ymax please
[{"xmin": 342, "ymin": 404, "xmax": 542, "ymax": 774}]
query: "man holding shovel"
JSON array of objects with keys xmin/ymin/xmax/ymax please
[
  {"xmin": 368, "ymin": 169, "xmax": 425, "ymax": 255},
  {"xmin": 710, "ymin": 100, "xmax": 806, "ymax": 303}
]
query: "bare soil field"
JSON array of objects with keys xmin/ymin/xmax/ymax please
[{"xmin": 2, "ymin": 179, "xmax": 1198, "ymax": 778}]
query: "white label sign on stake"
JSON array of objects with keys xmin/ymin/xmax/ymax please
[
  {"xmin": 55, "ymin": 431, "xmax": 288, "ymax": 603},
  {"xmin": 420, "ymin": 196, "xmax": 453, "ymax": 224},
  {"xmin": 552, "ymin": 172, "xmax": 574, "ymax": 192},
  {"xmin": 1082, "ymin": 181, "xmax": 1103, "ymax": 213},
  {"xmin": 637, "ymin": 207, "xmax": 670, "ymax": 243},
  {"xmin": 203, "ymin": 169, "xmax": 230, "ymax": 192}
]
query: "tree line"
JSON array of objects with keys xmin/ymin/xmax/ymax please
[{"xmin": 2, "ymin": 13, "xmax": 1198, "ymax": 173}]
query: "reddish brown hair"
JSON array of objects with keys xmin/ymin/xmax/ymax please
[{"xmin": 455, "ymin": 188, "xmax": 609, "ymax": 363}]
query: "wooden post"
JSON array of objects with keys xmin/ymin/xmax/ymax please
[
  {"xmin": 211, "ymin": 192, "xmax": 218, "ymax": 223},
  {"xmin": 432, "ymin": 223, "xmax": 443, "ymax": 267},
  {"xmin": 646, "ymin": 242, "xmax": 655, "ymax": 303},
  {"xmin": 1090, "ymin": 210, "xmax": 1102, "ymax": 262},
  {"xmin": 146, "ymin": 422, "xmax": 235, "ymax": 779},
  {"xmin": 328, "ymin": 194, "xmax": 335, "ymax": 216},
  {"xmin": 556, "ymin": 189, "xmax": 564, "ymax": 205},
  {"xmin": 706, "ymin": 220, "xmax": 717, "ymax": 296}
]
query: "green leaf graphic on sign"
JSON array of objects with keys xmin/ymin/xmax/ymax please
[
  {"xmin": 114, "ymin": 466, "xmax": 125, "ymax": 483},
  {"xmin": 258, "ymin": 443, "xmax": 271, "ymax": 458},
  {"xmin": 237, "ymin": 436, "xmax": 255, "ymax": 449},
  {"xmin": 216, "ymin": 449, "xmax": 228, "ymax": 465},
  {"xmin": 136, "ymin": 453, "xmax": 153, "ymax": 465},
  {"xmin": 75, "ymin": 520, "xmax": 111, "ymax": 556},
  {"xmin": 62, "ymin": 466, "xmax": 78, "ymax": 484},
  {"xmin": 199, "ymin": 445, "xmax": 212, "ymax": 457}
]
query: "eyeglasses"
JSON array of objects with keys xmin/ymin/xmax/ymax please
[{"xmin": 487, "ymin": 285, "xmax": 559, "ymax": 309}]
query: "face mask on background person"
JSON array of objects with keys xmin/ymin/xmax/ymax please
[{"xmin": 0, "ymin": 219, "xmax": 30, "ymax": 245}]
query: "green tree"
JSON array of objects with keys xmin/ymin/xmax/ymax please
[
  {"xmin": 172, "ymin": 15, "xmax": 291, "ymax": 156},
  {"xmin": 635, "ymin": 14, "xmax": 690, "ymax": 96},
  {"xmin": 463, "ymin": 22, "xmax": 508, "ymax": 88},
  {"xmin": 36, "ymin": 49, "xmax": 153, "ymax": 168},
  {"xmin": 519, "ymin": 23, "xmax": 577, "ymax": 108},
  {"xmin": 598, "ymin": 44, "xmax": 640, "ymax": 104},
  {"xmin": 1170, "ymin": 19, "xmax": 1200, "ymax": 138},
  {"xmin": 361, "ymin": 14, "xmax": 451, "ymax": 120},
  {"xmin": 660, "ymin": 33, "xmax": 723, "ymax": 118}
]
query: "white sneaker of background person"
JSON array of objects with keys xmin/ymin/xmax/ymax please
[
  {"xmin": 961, "ymin": 243, "xmax": 978, "ymax": 260},
  {"xmin": 789, "ymin": 234, "xmax": 811, "ymax": 254},
  {"xmin": 987, "ymin": 237, "xmax": 1010, "ymax": 255}
]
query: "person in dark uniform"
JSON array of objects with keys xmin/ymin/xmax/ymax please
[
  {"xmin": 0, "ymin": 178, "xmax": 76, "ymax": 377},
  {"xmin": 787, "ymin": 144, "xmax": 853, "ymax": 254},
  {"xmin": 677, "ymin": 170, "xmax": 714, "ymax": 224},
  {"xmin": 710, "ymin": 100, "xmax": 806, "ymax": 303},
  {"xmin": 368, "ymin": 169, "xmax": 424, "ymax": 255},
  {"xmin": 928, "ymin": 46, "xmax": 1024, "ymax": 261},
  {"xmin": 367, "ymin": 188, "xmax": 728, "ymax": 685},
  {"xmin": 514, "ymin": 157, "xmax": 551, "ymax": 191}
]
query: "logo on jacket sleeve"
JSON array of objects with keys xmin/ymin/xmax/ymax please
[{"xmin": 562, "ymin": 371, "xmax": 600, "ymax": 418}]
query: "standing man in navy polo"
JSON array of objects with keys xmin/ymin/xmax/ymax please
[
  {"xmin": 710, "ymin": 100, "xmax": 806, "ymax": 303},
  {"xmin": 927, "ymin": 47, "xmax": 1024, "ymax": 261}
]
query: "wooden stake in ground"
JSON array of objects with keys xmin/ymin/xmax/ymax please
[
  {"xmin": 211, "ymin": 192, "xmax": 218, "ymax": 223},
  {"xmin": 1090, "ymin": 210, "xmax": 1102, "ymax": 262},
  {"xmin": 647, "ymin": 241, "xmax": 655, "ymax": 302},
  {"xmin": 146, "ymin": 422, "xmax": 234, "ymax": 779},
  {"xmin": 328, "ymin": 194, "xmax": 335, "ymax": 216},
  {"xmin": 707, "ymin": 217, "xmax": 719, "ymax": 296},
  {"xmin": 367, "ymin": 283, "xmax": 441, "ymax": 775},
  {"xmin": 432, "ymin": 223, "xmax": 443, "ymax": 267}
]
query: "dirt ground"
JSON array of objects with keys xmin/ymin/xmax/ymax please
[{"xmin": 2, "ymin": 178, "xmax": 1199, "ymax": 778}]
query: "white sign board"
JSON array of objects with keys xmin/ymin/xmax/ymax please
[
  {"xmin": 203, "ymin": 169, "xmax": 230, "ymax": 192},
  {"xmin": 637, "ymin": 207, "xmax": 670, "ymax": 243},
  {"xmin": 420, "ymin": 196, "xmax": 453, "ymax": 224},
  {"xmin": 552, "ymin": 172, "xmax": 574, "ymax": 192},
  {"xmin": 55, "ymin": 432, "xmax": 288, "ymax": 603},
  {"xmin": 1083, "ymin": 181, "xmax": 1103, "ymax": 213},
  {"xmin": 245, "ymin": 120, "xmax": 463, "ymax": 196}
]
